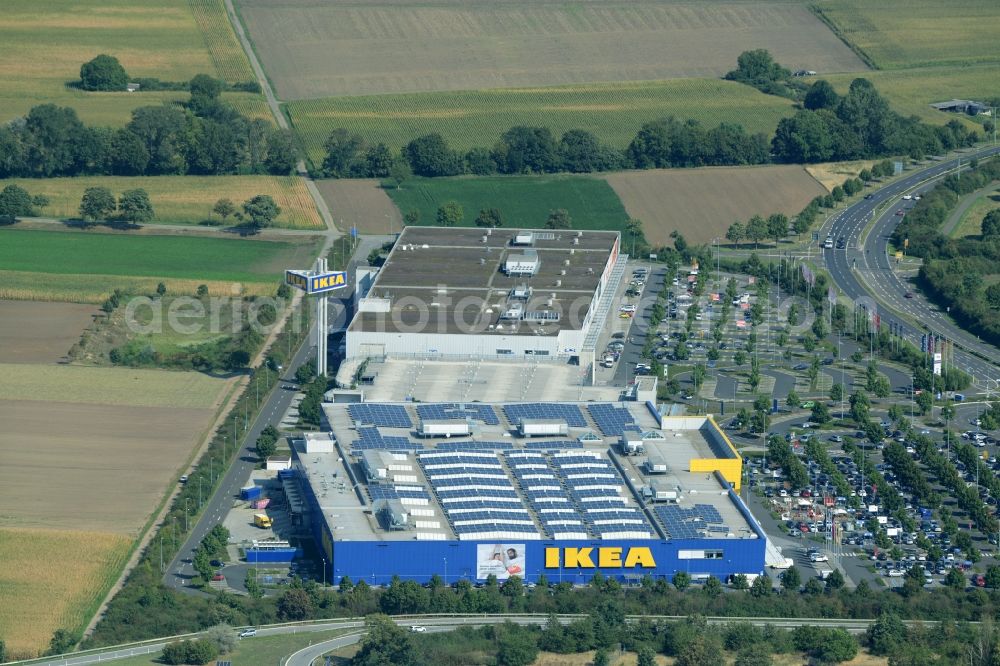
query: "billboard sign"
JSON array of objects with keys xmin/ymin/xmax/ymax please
[
  {"xmin": 476, "ymin": 543, "xmax": 525, "ymax": 580},
  {"xmin": 933, "ymin": 352, "xmax": 942, "ymax": 376},
  {"xmin": 285, "ymin": 270, "xmax": 347, "ymax": 294}
]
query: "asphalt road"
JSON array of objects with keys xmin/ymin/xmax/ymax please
[
  {"xmin": 823, "ymin": 145, "xmax": 1000, "ymax": 385},
  {"xmin": 31, "ymin": 613, "xmax": 927, "ymax": 666},
  {"xmin": 163, "ymin": 240, "xmax": 378, "ymax": 593}
]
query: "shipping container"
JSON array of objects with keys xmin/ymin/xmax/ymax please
[
  {"xmin": 252, "ymin": 498, "xmax": 271, "ymax": 510},
  {"xmin": 241, "ymin": 485, "xmax": 263, "ymax": 501}
]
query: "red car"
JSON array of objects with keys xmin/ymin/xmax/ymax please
[
  {"xmin": 211, "ymin": 573, "xmax": 225, "ymax": 581},
  {"xmin": 895, "ymin": 210, "xmax": 905, "ymax": 216}
]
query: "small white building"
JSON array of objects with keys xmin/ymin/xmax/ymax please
[{"xmin": 266, "ymin": 455, "xmax": 292, "ymax": 471}]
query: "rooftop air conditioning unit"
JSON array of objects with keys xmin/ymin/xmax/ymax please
[
  {"xmin": 577, "ymin": 231, "xmax": 583, "ymax": 237},
  {"xmin": 573, "ymin": 237, "xmax": 579, "ymax": 245},
  {"xmin": 560, "ymin": 269, "xmax": 566, "ymax": 276},
  {"xmin": 555, "ymin": 280, "xmax": 561, "ymax": 287},
  {"xmin": 482, "ymin": 235, "xmax": 488, "ymax": 243},
  {"xmin": 564, "ymin": 259, "xmax": 570, "ymax": 266}
]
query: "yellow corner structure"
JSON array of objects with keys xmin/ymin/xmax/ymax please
[{"xmin": 690, "ymin": 416, "xmax": 743, "ymax": 491}]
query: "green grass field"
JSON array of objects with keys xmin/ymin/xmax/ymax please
[
  {"xmin": 287, "ymin": 79, "xmax": 796, "ymax": 165},
  {"xmin": 825, "ymin": 65, "xmax": 998, "ymax": 126},
  {"xmin": 387, "ymin": 176, "xmax": 629, "ymax": 233},
  {"xmin": 106, "ymin": 629, "xmax": 355, "ymax": 666},
  {"xmin": 813, "ymin": 0, "xmax": 1000, "ymax": 70},
  {"xmin": 0, "ymin": 228, "xmax": 318, "ymax": 283},
  {"xmin": 3, "ymin": 176, "xmax": 323, "ymax": 229},
  {"xmin": 0, "ymin": 0, "xmax": 259, "ymax": 126},
  {"xmin": 950, "ymin": 188, "xmax": 1000, "ymax": 238}
]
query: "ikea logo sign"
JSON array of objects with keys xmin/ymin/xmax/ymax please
[
  {"xmin": 310, "ymin": 273, "xmax": 346, "ymax": 292},
  {"xmin": 285, "ymin": 270, "xmax": 347, "ymax": 294},
  {"xmin": 544, "ymin": 546, "xmax": 656, "ymax": 569}
]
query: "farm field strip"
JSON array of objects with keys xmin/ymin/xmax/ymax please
[
  {"xmin": 314, "ymin": 179, "xmax": 402, "ymax": 236},
  {"xmin": 0, "ymin": 528, "xmax": 131, "ymax": 660},
  {"xmin": 0, "ymin": 301, "xmax": 97, "ymax": 364},
  {"xmin": 949, "ymin": 187, "xmax": 1000, "ymax": 238},
  {"xmin": 385, "ymin": 175, "xmax": 629, "ymax": 234},
  {"xmin": 813, "ymin": 0, "xmax": 1000, "ymax": 70},
  {"xmin": 0, "ymin": 269, "xmax": 281, "ymax": 304},
  {"xmin": 288, "ymin": 79, "xmax": 795, "ymax": 162},
  {"xmin": 0, "ymin": 363, "xmax": 226, "ymax": 408},
  {"xmin": 238, "ymin": 0, "xmax": 865, "ymax": 100},
  {"xmin": 1, "ymin": 175, "xmax": 323, "ymax": 229},
  {"xmin": 604, "ymin": 165, "xmax": 827, "ymax": 246},
  {"xmin": 0, "ymin": 228, "xmax": 317, "ymax": 283},
  {"xmin": 188, "ymin": 0, "xmax": 255, "ymax": 83}
]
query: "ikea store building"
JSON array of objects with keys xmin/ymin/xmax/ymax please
[{"xmin": 289, "ymin": 400, "xmax": 769, "ymax": 586}]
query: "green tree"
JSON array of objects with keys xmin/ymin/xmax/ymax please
[
  {"xmin": 436, "ymin": 200, "xmax": 463, "ymax": 227},
  {"xmin": 156, "ymin": 282, "xmax": 166, "ymax": 297},
  {"xmin": 495, "ymin": 623, "xmax": 539, "ymax": 666},
  {"xmin": 731, "ymin": 573, "xmax": 750, "ymax": 590},
  {"xmin": 403, "ymin": 209, "xmax": 420, "ymax": 226},
  {"xmin": 388, "ymin": 159, "xmax": 411, "ymax": 189},
  {"xmin": 750, "ymin": 574, "xmax": 772, "ymax": 598},
  {"xmin": 825, "ymin": 568, "xmax": 845, "ymax": 591},
  {"xmin": 242, "ymin": 194, "xmax": 281, "ymax": 230},
  {"xmin": 874, "ymin": 376, "xmax": 892, "ymax": 399},
  {"xmin": 804, "ymin": 79, "xmax": 839, "ymax": 110},
  {"xmin": 475, "ymin": 207, "xmax": 503, "ymax": 228},
  {"xmin": 637, "ymin": 646, "xmax": 657, "ymax": 666},
  {"xmin": 676, "ymin": 634, "xmax": 724, "ymax": 666},
  {"xmin": 546, "ymin": 208, "xmax": 572, "ymax": 229},
  {"xmin": 276, "ymin": 587, "xmax": 313, "ymax": 621},
  {"xmin": 213, "ymin": 197, "xmax": 235, "ymax": 223},
  {"xmin": 673, "ymin": 571, "xmax": 691, "ymax": 590},
  {"xmin": 780, "ymin": 566, "xmax": 801, "ymax": 592},
  {"xmin": 866, "ymin": 612, "xmax": 907, "ymax": 656},
  {"xmin": 593, "ymin": 648, "xmax": 610, "ymax": 666},
  {"xmin": 193, "ymin": 548, "xmax": 213, "ymax": 581},
  {"xmin": 403, "ymin": 133, "xmax": 462, "ymax": 177},
  {"xmin": 79, "ymin": 186, "xmax": 116, "ymax": 223},
  {"xmin": 811, "ymin": 401, "xmax": 831, "ymax": 424},
  {"xmin": 256, "ymin": 431, "xmax": 277, "ymax": 459},
  {"xmin": 704, "ymin": 576, "xmax": 723, "ymax": 597},
  {"xmin": 726, "ymin": 221, "xmax": 745, "ymax": 248},
  {"xmin": 322, "ymin": 128, "xmax": 365, "ymax": 177},
  {"xmin": 944, "ymin": 567, "xmax": 965, "ymax": 589},
  {"xmin": 745, "ymin": 214, "xmax": 768, "ymax": 249},
  {"xmin": 205, "ymin": 623, "xmax": 237, "ymax": 655},
  {"xmin": 79, "ymin": 54, "xmax": 128, "ymax": 91},
  {"xmin": 47, "ymin": 628, "xmax": 77, "ymax": 656},
  {"xmin": 245, "ymin": 569, "xmax": 263, "ymax": 599},
  {"xmin": 0, "ymin": 183, "xmax": 34, "ymax": 220},
  {"xmin": 786, "ymin": 390, "xmax": 801, "ymax": 409},
  {"xmin": 830, "ymin": 383, "xmax": 844, "ymax": 402},
  {"xmin": 767, "ymin": 213, "xmax": 788, "ymax": 245},
  {"xmin": 188, "ymin": 74, "xmax": 223, "ymax": 113},
  {"xmin": 118, "ymin": 188, "xmax": 154, "ymax": 223}
]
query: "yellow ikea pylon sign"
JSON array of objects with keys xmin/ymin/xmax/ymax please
[
  {"xmin": 285, "ymin": 270, "xmax": 347, "ymax": 294},
  {"xmin": 544, "ymin": 546, "xmax": 656, "ymax": 569}
]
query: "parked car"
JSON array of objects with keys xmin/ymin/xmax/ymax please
[{"xmin": 239, "ymin": 628, "xmax": 258, "ymax": 638}]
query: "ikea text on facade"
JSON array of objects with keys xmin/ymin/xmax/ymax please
[{"xmin": 545, "ymin": 546, "xmax": 656, "ymax": 569}]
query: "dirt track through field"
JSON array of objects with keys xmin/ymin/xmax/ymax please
[
  {"xmin": 238, "ymin": 0, "xmax": 867, "ymax": 100},
  {"xmin": 604, "ymin": 165, "xmax": 827, "ymax": 246},
  {"xmin": 0, "ymin": 399, "xmax": 214, "ymax": 534},
  {"xmin": 0, "ymin": 300, "xmax": 96, "ymax": 363}
]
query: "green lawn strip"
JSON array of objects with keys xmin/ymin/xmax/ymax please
[
  {"xmin": 0, "ymin": 229, "xmax": 302, "ymax": 282},
  {"xmin": 386, "ymin": 175, "xmax": 629, "ymax": 232}
]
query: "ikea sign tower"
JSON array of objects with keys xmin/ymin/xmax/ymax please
[{"xmin": 285, "ymin": 257, "xmax": 348, "ymax": 376}]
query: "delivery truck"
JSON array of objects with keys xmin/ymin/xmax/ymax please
[{"xmin": 253, "ymin": 513, "xmax": 272, "ymax": 529}]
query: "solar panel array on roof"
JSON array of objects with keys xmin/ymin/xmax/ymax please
[
  {"xmin": 368, "ymin": 483, "xmax": 431, "ymax": 503},
  {"xmin": 524, "ymin": 440, "xmax": 583, "ymax": 451},
  {"xmin": 416, "ymin": 403, "xmax": 500, "ymax": 425},
  {"xmin": 417, "ymin": 450, "xmax": 540, "ymax": 540},
  {"xmin": 586, "ymin": 403, "xmax": 637, "ymax": 436},
  {"xmin": 503, "ymin": 404, "xmax": 587, "ymax": 427},
  {"xmin": 348, "ymin": 404, "xmax": 412, "ymax": 428},
  {"xmin": 433, "ymin": 441, "xmax": 515, "ymax": 452},
  {"xmin": 352, "ymin": 427, "xmax": 423, "ymax": 452},
  {"xmin": 655, "ymin": 505, "xmax": 730, "ymax": 540},
  {"xmin": 550, "ymin": 451, "xmax": 653, "ymax": 539}
]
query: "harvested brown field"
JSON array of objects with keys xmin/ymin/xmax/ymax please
[
  {"xmin": 0, "ymin": 527, "xmax": 131, "ymax": 660},
  {"xmin": 237, "ymin": 0, "xmax": 867, "ymax": 100},
  {"xmin": 604, "ymin": 166, "xmax": 827, "ymax": 246},
  {"xmin": 0, "ymin": 398, "xmax": 218, "ymax": 533},
  {"xmin": 806, "ymin": 160, "xmax": 878, "ymax": 192},
  {"xmin": 0, "ymin": 300, "xmax": 97, "ymax": 364},
  {"xmin": 315, "ymin": 179, "xmax": 402, "ymax": 235}
]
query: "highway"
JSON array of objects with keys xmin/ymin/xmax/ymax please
[
  {"xmin": 23, "ymin": 613, "xmax": 936, "ymax": 666},
  {"xmin": 822, "ymin": 145, "xmax": 1000, "ymax": 386}
]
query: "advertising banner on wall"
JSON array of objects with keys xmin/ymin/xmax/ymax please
[{"xmin": 476, "ymin": 544, "xmax": 526, "ymax": 580}]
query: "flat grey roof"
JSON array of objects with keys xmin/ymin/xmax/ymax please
[
  {"xmin": 349, "ymin": 227, "xmax": 618, "ymax": 336},
  {"xmin": 295, "ymin": 403, "xmax": 756, "ymax": 543}
]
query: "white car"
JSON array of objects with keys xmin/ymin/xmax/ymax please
[
  {"xmin": 239, "ymin": 628, "xmax": 257, "ymax": 638},
  {"xmin": 887, "ymin": 569, "xmax": 904, "ymax": 577},
  {"xmin": 809, "ymin": 552, "xmax": 829, "ymax": 563},
  {"xmin": 902, "ymin": 194, "xmax": 912, "ymax": 200},
  {"xmin": 410, "ymin": 625, "xmax": 427, "ymax": 633}
]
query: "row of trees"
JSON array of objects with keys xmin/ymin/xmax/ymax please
[
  {"xmin": 772, "ymin": 78, "xmax": 979, "ymax": 163},
  {"xmin": 0, "ymin": 79, "xmax": 295, "ymax": 178},
  {"xmin": 78, "ymin": 186, "xmax": 153, "ymax": 223}
]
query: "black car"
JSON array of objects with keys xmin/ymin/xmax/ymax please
[{"xmin": 821, "ymin": 357, "xmax": 834, "ymax": 365}]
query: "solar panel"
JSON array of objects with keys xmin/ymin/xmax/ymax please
[
  {"xmin": 586, "ymin": 403, "xmax": 636, "ymax": 437},
  {"xmin": 503, "ymin": 404, "xmax": 586, "ymax": 427},
  {"xmin": 348, "ymin": 404, "xmax": 412, "ymax": 428},
  {"xmin": 415, "ymin": 403, "xmax": 500, "ymax": 425}
]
